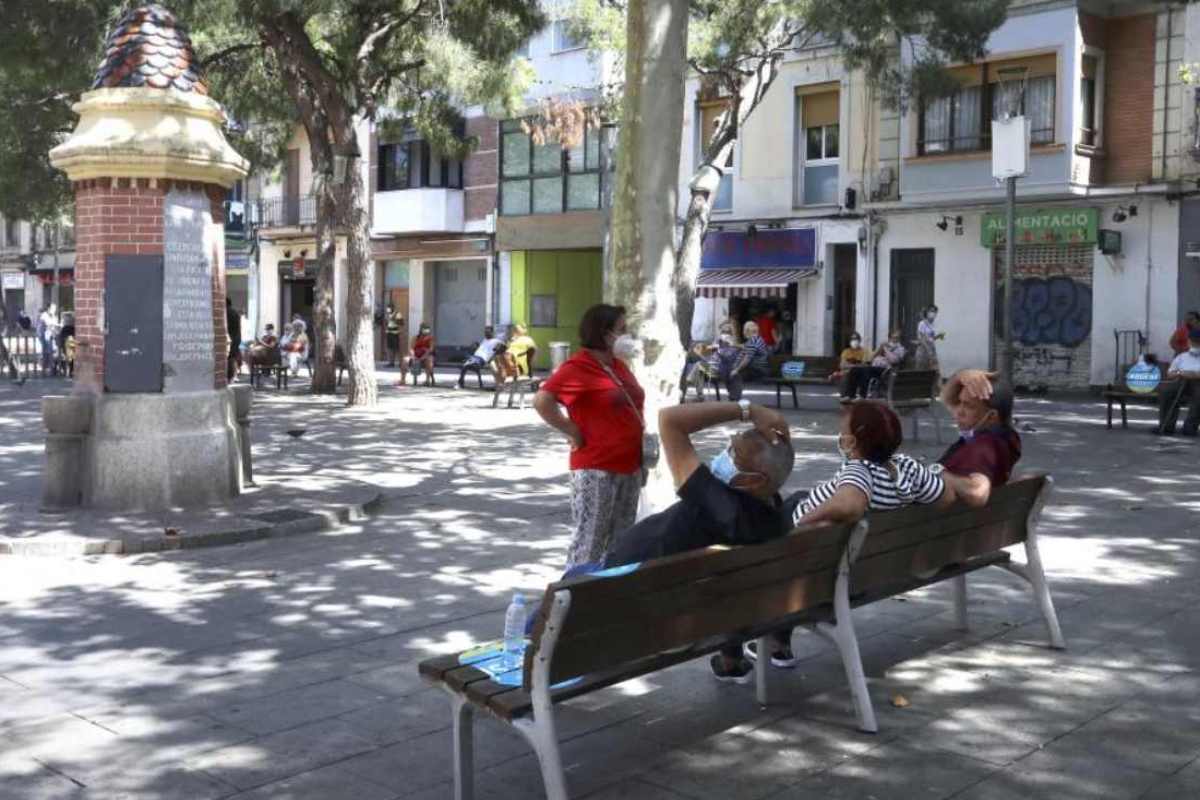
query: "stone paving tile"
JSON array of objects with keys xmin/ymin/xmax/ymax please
[
  {"xmin": 333, "ymin": 687, "xmax": 453, "ymax": 746},
  {"xmin": 188, "ymin": 718, "xmax": 377, "ymax": 792},
  {"xmin": 1138, "ymin": 756, "xmax": 1200, "ymax": 800},
  {"xmin": 774, "ymin": 739, "xmax": 998, "ymax": 800},
  {"xmin": 224, "ymin": 762, "xmax": 401, "ymax": 800},
  {"xmin": 327, "ymin": 719, "xmax": 532, "ymax": 796},
  {"xmin": 206, "ymin": 678, "xmax": 392, "ymax": 736},
  {"xmin": 952, "ymin": 748, "xmax": 1164, "ymax": 800},
  {"xmin": 1040, "ymin": 698, "xmax": 1200, "ymax": 776}
]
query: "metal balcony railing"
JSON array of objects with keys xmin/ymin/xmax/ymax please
[{"xmin": 252, "ymin": 195, "xmax": 317, "ymax": 229}]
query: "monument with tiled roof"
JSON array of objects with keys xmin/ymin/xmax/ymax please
[{"xmin": 45, "ymin": 5, "xmax": 251, "ymax": 512}]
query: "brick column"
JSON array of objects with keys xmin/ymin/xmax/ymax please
[{"xmin": 71, "ymin": 178, "xmax": 230, "ymax": 393}]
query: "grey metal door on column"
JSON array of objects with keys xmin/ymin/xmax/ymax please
[
  {"xmin": 105, "ymin": 254, "xmax": 164, "ymax": 393},
  {"xmin": 434, "ymin": 259, "xmax": 486, "ymax": 349}
]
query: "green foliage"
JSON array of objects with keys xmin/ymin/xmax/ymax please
[{"xmin": 0, "ymin": 0, "xmax": 544, "ymax": 220}]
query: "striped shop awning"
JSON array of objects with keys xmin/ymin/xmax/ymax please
[{"xmin": 696, "ymin": 268, "xmax": 817, "ymax": 298}]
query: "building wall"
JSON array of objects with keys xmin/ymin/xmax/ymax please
[
  {"xmin": 508, "ymin": 248, "xmax": 602, "ymax": 369},
  {"xmin": 1104, "ymin": 14, "xmax": 1156, "ymax": 184},
  {"xmin": 465, "ymin": 115, "xmax": 498, "ymax": 224}
]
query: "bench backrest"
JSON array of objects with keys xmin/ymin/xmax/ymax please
[
  {"xmin": 527, "ymin": 474, "xmax": 1048, "ymax": 687},
  {"xmin": 888, "ymin": 369, "xmax": 938, "ymax": 402}
]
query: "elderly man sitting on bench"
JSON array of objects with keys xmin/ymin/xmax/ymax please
[
  {"xmin": 938, "ymin": 369, "xmax": 1022, "ymax": 506},
  {"xmin": 598, "ymin": 399, "xmax": 795, "ymax": 681}
]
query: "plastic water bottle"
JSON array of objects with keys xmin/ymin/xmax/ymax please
[{"xmin": 502, "ymin": 593, "xmax": 527, "ymax": 670}]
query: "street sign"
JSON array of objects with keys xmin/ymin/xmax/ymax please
[{"xmin": 981, "ymin": 208, "xmax": 1098, "ymax": 247}]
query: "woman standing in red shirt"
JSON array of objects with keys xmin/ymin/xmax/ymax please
[{"xmin": 534, "ymin": 304, "xmax": 645, "ymax": 567}]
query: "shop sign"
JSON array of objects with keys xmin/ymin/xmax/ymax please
[
  {"xmin": 980, "ymin": 208, "xmax": 1098, "ymax": 247},
  {"xmin": 2, "ymin": 272, "xmax": 24, "ymax": 289},
  {"xmin": 701, "ymin": 228, "xmax": 816, "ymax": 270},
  {"xmin": 35, "ymin": 272, "xmax": 74, "ymax": 286},
  {"xmin": 292, "ymin": 257, "xmax": 306, "ymax": 277}
]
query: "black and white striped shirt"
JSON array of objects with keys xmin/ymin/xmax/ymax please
[{"xmin": 792, "ymin": 454, "xmax": 944, "ymax": 525}]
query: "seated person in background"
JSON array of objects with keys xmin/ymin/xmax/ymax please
[
  {"xmin": 258, "ymin": 323, "xmax": 278, "ymax": 349},
  {"xmin": 1169, "ymin": 310, "xmax": 1200, "ymax": 356},
  {"xmin": 872, "ymin": 330, "xmax": 907, "ymax": 371},
  {"xmin": 837, "ymin": 333, "xmax": 869, "ymax": 400},
  {"xmin": 724, "ymin": 321, "xmax": 771, "ymax": 401},
  {"xmin": 506, "ymin": 323, "xmax": 538, "ymax": 376},
  {"xmin": 746, "ymin": 401, "xmax": 949, "ymax": 670},
  {"xmin": 600, "ymin": 399, "xmax": 794, "ymax": 684},
  {"xmin": 399, "ymin": 324, "xmax": 436, "ymax": 386},
  {"xmin": 938, "ymin": 369, "xmax": 1021, "ymax": 506},
  {"xmin": 457, "ymin": 325, "xmax": 505, "ymax": 388},
  {"xmin": 279, "ymin": 322, "xmax": 308, "ymax": 376},
  {"xmin": 1158, "ymin": 327, "xmax": 1200, "ymax": 436}
]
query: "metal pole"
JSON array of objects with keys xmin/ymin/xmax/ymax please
[
  {"xmin": 1003, "ymin": 176, "xmax": 1016, "ymax": 383},
  {"xmin": 50, "ymin": 222, "xmax": 61, "ymax": 310}
]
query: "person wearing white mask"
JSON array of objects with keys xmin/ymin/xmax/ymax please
[
  {"xmin": 534, "ymin": 304, "xmax": 647, "ymax": 568},
  {"xmin": 1158, "ymin": 328, "xmax": 1200, "ymax": 436},
  {"xmin": 914, "ymin": 304, "xmax": 945, "ymax": 373}
]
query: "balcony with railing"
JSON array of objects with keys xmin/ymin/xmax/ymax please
[{"xmin": 252, "ymin": 195, "xmax": 317, "ymax": 229}]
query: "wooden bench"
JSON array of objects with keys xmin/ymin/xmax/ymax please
[
  {"xmin": 884, "ymin": 369, "xmax": 944, "ymax": 443},
  {"xmin": 419, "ymin": 475, "xmax": 1064, "ymax": 800},
  {"xmin": 768, "ymin": 355, "xmax": 839, "ymax": 409}
]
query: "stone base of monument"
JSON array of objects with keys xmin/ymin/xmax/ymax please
[{"xmin": 43, "ymin": 389, "xmax": 247, "ymax": 512}]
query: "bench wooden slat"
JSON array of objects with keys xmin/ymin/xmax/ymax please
[
  {"xmin": 553, "ymin": 535, "xmax": 846, "ymax": 635},
  {"xmin": 548, "ymin": 521, "xmax": 851, "ymax": 604},
  {"xmin": 419, "ymin": 653, "xmax": 468, "ymax": 683},
  {"xmin": 545, "ymin": 570, "xmax": 838, "ymax": 684},
  {"xmin": 852, "ymin": 522, "xmax": 1023, "ymax": 591},
  {"xmin": 850, "ymin": 551, "xmax": 1011, "ymax": 609}
]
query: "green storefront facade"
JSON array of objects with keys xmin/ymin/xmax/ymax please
[{"xmin": 508, "ymin": 249, "xmax": 603, "ymax": 369}]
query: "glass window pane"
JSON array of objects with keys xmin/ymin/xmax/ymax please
[
  {"xmin": 806, "ymin": 127, "xmax": 823, "ymax": 160},
  {"xmin": 553, "ymin": 20, "xmax": 581, "ymax": 52},
  {"xmin": 533, "ymin": 141, "xmax": 561, "ymax": 174},
  {"xmin": 428, "ymin": 154, "xmax": 443, "ymax": 187},
  {"xmin": 566, "ymin": 139, "xmax": 585, "ymax": 173},
  {"xmin": 713, "ymin": 173, "xmax": 732, "ymax": 212},
  {"xmin": 803, "ymin": 163, "xmax": 838, "ymax": 205},
  {"xmin": 922, "ymin": 96, "xmax": 952, "ymax": 153},
  {"xmin": 585, "ymin": 129, "xmax": 601, "ymax": 170},
  {"xmin": 532, "ymin": 177, "xmax": 562, "ymax": 213},
  {"xmin": 502, "ymin": 132, "xmax": 530, "ymax": 177},
  {"xmin": 955, "ymin": 86, "xmax": 981, "ymax": 151},
  {"xmin": 567, "ymin": 173, "xmax": 600, "ymax": 210},
  {"xmin": 1027, "ymin": 75, "xmax": 1055, "ymax": 144},
  {"xmin": 824, "ymin": 124, "xmax": 839, "ymax": 159},
  {"xmin": 501, "ymin": 180, "xmax": 530, "ymax": 215}
]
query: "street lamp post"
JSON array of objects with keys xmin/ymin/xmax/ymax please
[{"xmin": 992, "ymin": 67, "xmax": 1029, "ymax": 385}]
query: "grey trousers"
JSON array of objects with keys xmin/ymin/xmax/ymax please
[{"xmin": 566, "ymin": 469, "xmax": 641, "ymax": 568}]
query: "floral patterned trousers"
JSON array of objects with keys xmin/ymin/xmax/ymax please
[{"xmin": 566, "ymin": 469, "xmax": 641, "ymax": 568}]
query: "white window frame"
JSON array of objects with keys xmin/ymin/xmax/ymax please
[
  {"xmin": 1078, "ymin": 46, "xmax": 1105, "ymax": 151},
  {"xmin": 695, "ymin": 100, "xmax": 735, "ymax": 214},
  {"xmin": 794, "ymin": 96, "xmax": 841, "ymax": 207},
  {"xmin": 551, "ymin": 20, "xmax": 584, "ymax": 54}
]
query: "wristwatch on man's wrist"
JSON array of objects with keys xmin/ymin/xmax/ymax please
[{"xmin": 738, "ymin": 399, "xmax": 751, "ymax": 421}]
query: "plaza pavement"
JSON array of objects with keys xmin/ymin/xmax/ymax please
[{"xmin": 0, "ymin": 368, "xmax": 1197, "ymax": 799}]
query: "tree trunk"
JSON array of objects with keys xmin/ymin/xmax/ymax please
[
  {"xmin": 310, "ymin": 149, "xmax": 338, "ymax": 394},
  {"xmin": 336, "ymin": 129, "xmax": 377, "ymax": 407},
  {"xmin": 609, "ymin": 0, "xmax": 689, "ymax": 516}
]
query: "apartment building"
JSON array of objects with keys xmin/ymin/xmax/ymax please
[
  {"xmin": 681, "ymin": 0, "xmax": 1197, "ymax": 390},
  {"xmin": 0, "ymin": 215, "xmax": 76, "ymax": 328}
]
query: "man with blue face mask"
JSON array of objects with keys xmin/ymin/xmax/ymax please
[{"xmin": 601, "ymin": 399, "xmax": 795, "ymax": 682}]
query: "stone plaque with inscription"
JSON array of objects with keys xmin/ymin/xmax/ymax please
[{"xmin": 162, "ymin": 188, "xmax": 216, "ymax": 392}]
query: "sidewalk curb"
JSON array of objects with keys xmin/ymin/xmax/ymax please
[{"xmin": 0, "ymin": 490, "xmax": 385, "ymax": 557}]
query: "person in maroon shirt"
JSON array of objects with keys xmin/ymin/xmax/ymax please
[
  {"xmin": 534, "ymin": 304, "xmax": 646, "ymax": 567},
  {"xmin": 937, "ymin": 369, "xmax": 1021, "ymax": 507}
]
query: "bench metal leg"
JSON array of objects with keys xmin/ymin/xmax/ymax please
[
  {"xmin": 812, "ymin": 521, "xmax": 877, "ymax": 734},
  {"xmin": 998, "ymin": 478, "xmax": 1065, "ymax": 650},
  {"xmin": 1106, "ymin": 397, "xmax": 1113, "ymax": 429},
  {"xmin": 790, "ymin": 385, "xmax": 799, "ymax": 410},
  {"xmin": 450, "ymin": 694, "xmax": 475, "ymax": 800},
  {"xmin": 775, "ymin": 383, "xmax": 782, "ymax": 409},
  {"xmin": 754, "ymin": 635, "xmax": 771, "ymax": 706},
  {"xmin": 952, "ymin": 574, "xmax": 969, "ymax": 631}
]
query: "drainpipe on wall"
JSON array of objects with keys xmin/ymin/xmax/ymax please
[
  {"xmin": 1144, "ymin": 201, "xmax": 1155, "ymax": 341},
  {"xmin": 1162, "ymin": 4, "xmax": 1174, "ymax": 180}
]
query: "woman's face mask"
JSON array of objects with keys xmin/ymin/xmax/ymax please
[
  {"xmin": 612, "ymin": 334, "xmax": 638, "ymax": 361},
  {"xmin": 850, "ymin": 338, "xmax": 861, "ymax": 348},
  {"xmin": 836, "ymin": 434, "xmax": 855, "ymax": 461},
  {"xmin": 926, "ymin": 311, "xmax": 937, "ymax": 322}
]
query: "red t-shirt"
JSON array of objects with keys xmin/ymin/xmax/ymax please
[
  {"xmin": 755, "ymin": 315, "xmax": 777, "ymax": 347},
  {"xmin": 412, "ymin": 335, "xmax": 433, "ymax": 358},
  {"xmin": 541, "ymin": 350, "xmax": 644, "ymax": 474},
  {"xmin": 938, "ymin": 428, "xmax": 1022, "ymax": 488}
]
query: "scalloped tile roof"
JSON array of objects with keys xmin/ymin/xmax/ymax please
[{"xmin": 91, "ymin": 5, "xmax": 208, "ymax": 95}]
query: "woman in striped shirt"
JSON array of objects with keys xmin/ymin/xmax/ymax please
[
  {"xmin": 745, "ymin": 401, "xmax": 950, "ymax": 668},
  {"xmin": 724, "ymin": 321, "xmax": 772, "ymax": 401}
]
